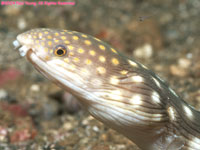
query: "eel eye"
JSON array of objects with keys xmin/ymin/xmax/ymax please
[{"xmin": 54, "ymin": 45, "xmax": 67, "ymax": 57}]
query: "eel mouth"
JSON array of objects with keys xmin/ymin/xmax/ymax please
[
  {"xmin": 13, "ymin": 39, "xmax": 33, "ymax": 57},
  {"xmin": 13, "ymin": 39, "xmax": 43, "ymax": 66}
]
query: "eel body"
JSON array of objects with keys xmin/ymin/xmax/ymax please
[{"xmin": 13, "ymin": 28, "xmax": 200, "ymax": 150}]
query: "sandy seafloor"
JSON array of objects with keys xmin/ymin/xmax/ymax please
[{"xmin": 0, "ymin": 0, "xmax": 200, "ymax": 149}]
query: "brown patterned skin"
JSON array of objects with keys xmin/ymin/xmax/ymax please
[{"xmin": 13, "ymin": 28, "xmax": 200, "ymax": 150}]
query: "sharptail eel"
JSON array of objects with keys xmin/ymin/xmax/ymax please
[{"xmin": 13, "ymin": 28, "xmax": 200, "ymax": 150}]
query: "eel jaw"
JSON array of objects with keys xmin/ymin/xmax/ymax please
[{"xmin": 13, "ymin": 40, "xmax": 32, "ymax": 57}]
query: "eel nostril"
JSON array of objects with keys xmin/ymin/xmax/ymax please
[{"xmin": 13, "ymin": 40, "xmax": 21, "ymax": 49}]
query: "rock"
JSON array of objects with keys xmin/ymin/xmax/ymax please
[
  {"xmin": 30, "ymin": 84, "xmax": 40, "ymax": 92},
  {"xmin": 2, "ymin": 5, "xmax": 22, "ymax": 16},
  {"xmin": 178, "ymin": 58, "xmax": 191, "ymax": 69},
  {"xmin": 0, "ymin": 126, "xmax": 8, "ymax": 142},
  {"xmin": 170, "ymin": 65, "xmax": 188, "ymax": 77},
  {"xmin": 10, "ymin": 129, "xmax": 37, "ymax": 143},
  {"xmin": 133, "ymin": 43, "xmax": 153, "ymax": 59},
  {"xmin": 0, "ymin": 68, "xmax": 22, "ymax": 87},
  {"xmin": 0, "ymin": 89, "xmax": 8, "ymax": 100},
  {"xmin": 17, "ymin": 17, "xmax": 27, "ymax": 30},
  {"xmin": 93, "ymin": 126, "xmax": 99, "ymax": 132}
]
